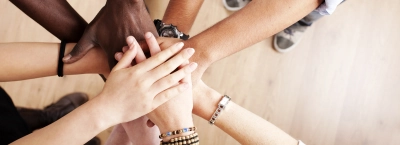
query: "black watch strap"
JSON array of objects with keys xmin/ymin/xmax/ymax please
[
  {"xmin": 153, "ymin": 19, "xmax": 189, "ymax": 40},
  {"xmin": 180, "ymin": 33, "xmax": 189, "ymax": 40}
]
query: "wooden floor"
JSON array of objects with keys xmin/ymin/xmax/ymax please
[{"xmin": 1, "ymin": 0, "xmax": 399, "ymax": 144}]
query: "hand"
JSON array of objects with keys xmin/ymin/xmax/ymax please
[
  {"xmin": 62, "ymin": 0, "xmax": 158, "ymax": 69},
  {"xmin": 151, "ymin": 37, "xmax": 211, "ymax": 111},
  {"xmin": 143, "ymin": 37, "xmax": 208, "ymax": 83},
  {"xmin": 116, "ymin": 33, "xmax": 196, "ymax": 140},
  {"xmin": 150, "ymin": 38, "xmax": 222, "ymax": 121},
  {"xmin": 144, "ymin": 33, "xmax": 195, "ymax": 138},
  {"xmin": 98, "ymin": 35, "xmax": 196, "ymax": 125}
]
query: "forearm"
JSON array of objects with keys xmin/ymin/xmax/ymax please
[
  {"xmin": 10, "ymin": 0, "xmax": 87, "ymax": 42},
  {"xmin": 162, "ymin": 0, "xmax": 205, "ymax": 34},
  {"xmin": 11, "ymin": 97, "xmax": 112, "ymax": 145},
  {"xmin": 185, "ymin": 0, "xmax": 322, "ymax": 68},
  {"xmin": 0, "ymin": 43, "xmax": 108, "ymax": 82},
  {"xmin": 194, "ymin": 86, "xmax": 297, "ymax": 144}
]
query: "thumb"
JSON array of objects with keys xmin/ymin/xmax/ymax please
[{"xmin": 63, "ymin": 33, "xmax": 95, "ymax": 64}]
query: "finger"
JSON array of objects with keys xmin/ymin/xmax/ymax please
[
  {"xmin": 135, "ymin": 45, "xmax": 147, "ymax": 64},
  {"xmin": 126, "ymin": 36, "xmax": 147, "ymax": 64},
  {"xmin": 115, "ymin": 52, "xmax": 123, "ymax": 61},
  {"xmin": 179, "ymin": 60, "xmax": 190, "ymax": 68},
  {"xmin": 63, "ymin": 32, "xmax": 96, "ymax": 64},
  {"xmin": 178, "ymin": 61, "xmax": 192, "ymax": 84},
  {"xmin": 122, "ymin": 46, "xmax": 129, "ymax": 53},
  {"xmin": 152, "ymin": 82, "xmax": 190, "ymax": 108},
  {"xmin": 134, "ymin": 42, "xmax": 184, "ymax": 72},
  {"xmin": 144, "ymin": 32, "xmax": 161, "ymax": 56},
  {"xmin": 149, "ymin": 48, "xmax": 194, "ymax": 81},
  {"xmin": 152, "ymin": 62, "xmax": 197, "ymax": 93},
  {"xmin": 112, "ymin": 45, "xmax": 138, "ymax": 71}
]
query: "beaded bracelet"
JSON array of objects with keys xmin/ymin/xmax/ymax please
[
  {"xmin": 159, "ymin": 127, "xmax": 197, "ymax": 139},
  {"xmin": 160, "ymin": 132, "xmax": 200, "ymax": 145}
]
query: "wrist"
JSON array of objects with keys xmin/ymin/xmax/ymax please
[
  {"xmin": 192, "ymin": 85, "xmax": 222, "ymax": 120},
  {"xmin": 185, "ymin": 39, "xmax": 212, "ymax": 69},
  {"xmin": 156, "ymin": 115, "xmax": 194, "ymax": 134},
  {"xmin": 63, "ymin": 43, "xmax": 109, "ymax": 75},
  {"xmin": 90, "ymin": 94, "xmax": 121, "ymax": 127},
  {"xmin": 78, "ymin": 96, "xmax": 116, "ymax": 131}
]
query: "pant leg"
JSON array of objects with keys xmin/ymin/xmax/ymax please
[
  {"xmin": 0, "ymin": 87, "xmax": 32, "ymax": 144},
  {"xmin": 298, "ymin": 10, "xmax": 325, "ymax": 26}
]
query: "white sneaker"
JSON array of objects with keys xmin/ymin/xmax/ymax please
[
  {"xmin": 222, "ymin": 0, "xmax": 251, "ymax": 11},
  {"xmin": 273, "ymin": 23, "xmax": 308, "ymax": 53}
]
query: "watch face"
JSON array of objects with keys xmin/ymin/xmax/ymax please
[
  {"xmin": 220, "ymin": 97, "xmax": 230, "ymax": 105},
  {"xmin": 160, "ymin": 29, "xmax": 176, "ymax": 37}
]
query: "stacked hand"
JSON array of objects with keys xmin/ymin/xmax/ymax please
[
  {"xmin": 141, "ymin": 37, "xmax": 213, "ymax": 116},
  {"xmin": 98, "ymin": 34, "xmax": 196, "ymax": 125},
  {"xmin": 63, "ymin": 0, "xmax": 158, "ymax": 69},
  {"xmin": 115, "ymin": 33, "xmax": 196, "ymax": 140}
]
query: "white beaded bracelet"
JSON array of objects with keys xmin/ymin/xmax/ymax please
[{"xmin": 209, "ymin": 95, "xmax": 231, "ymax": 125}]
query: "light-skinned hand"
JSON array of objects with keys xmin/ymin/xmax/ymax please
[
  {"xmin": 98, "ymin": 35, "xmax": 196, "ymax": 125},
  {"xmin": 115, "ymin": 33, "xmax": 196, "ymax": 141}
]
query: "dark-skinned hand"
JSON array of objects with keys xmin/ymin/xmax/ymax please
[{"xmin": 62, "ymin": 0, "xmax": 158, "ymax": 69}]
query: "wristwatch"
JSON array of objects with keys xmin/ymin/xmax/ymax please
[
  {"xmin": 154, "ymin": 19, "xmax": 189, "ymax": 40},
  {"xmin": 209, "ymin": 95, "xmax": 231, "ymax": 125}
]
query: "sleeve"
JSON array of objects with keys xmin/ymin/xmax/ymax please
[{"xmin": 315, "ymin": 0, "xmax": 344, "ymax": 15}]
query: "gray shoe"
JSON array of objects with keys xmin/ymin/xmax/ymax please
[
  {"xmin": 273, "ymin": 23, "xmax": 308, "ymax": 53},
  {"xmin": 222, "ymin": 0, "xmax": 251, "ymax": 11}
]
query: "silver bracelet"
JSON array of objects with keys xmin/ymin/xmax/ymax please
[{"xmin": 209, "ymin": 95, "xmax": 231, "ymax": 125}]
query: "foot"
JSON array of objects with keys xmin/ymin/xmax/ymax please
[
  {"xmin": 222, "ymin": 0, "xmax": 250, "ymax": 11},
  {"xmin": 273, "ymin": 23, "xmax": 308, "ymax": 53},
  {"xmin": 18, "ymin": 92, "xmax": 88, "ymax": 130}
]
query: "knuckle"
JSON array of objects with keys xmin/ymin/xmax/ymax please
[
  {"xmin": 160, "ymin": 92, "xmax": 171, "ymax": 101},
  {"xmin": 165, "ymin": 77, "xmax": 176, "ymax": 85},
  {"xmin": 167, "ymin": 47, "xmax": 175, "ymax": 54},
  {"xmin": 154, "ymin": 54, "xmax": 165, "ymax": 62},
  {"xmin": 164, "ymin": 62, "xmax": 176, "ymax": 71}
]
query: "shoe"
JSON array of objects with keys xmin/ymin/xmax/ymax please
[
  {"xmin": 222, "ymin": 0, "xmax": 250, "ymax": 11},
  {"xmin": 85, "ymin": 136, "xmax": 101, "ymax": 145},
  {"xmin": 18, "ymin": 92, "xmax": 88, "ymax": 130},
  {"xmin": 273, "ymin": 23, "xmax": 308, "ymax": 53}
]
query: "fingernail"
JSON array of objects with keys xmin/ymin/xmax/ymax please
[
  {"xmin": 127, "ymin": 36, "xmax": 134, "ymax": 45},
  {"xmin": 145, "ymin": 32, "xmax": 152, "ymax": 39},
  {"xmin": 62, "ymin": 54, "xmax": 71, "ymax": 61},
  {"xmin": 115, "ymin": 53, "xmax": 122, "ymax": 61},
  {"xmin": 186, "ymin": 48, "xmax": 195, "ymax": 55},
  {"xmin": 188, "ymin": 62, "xmax": 198, "ymax": 71},
  {"xmin": 176, "ymin": 42, "xmax": 184, "ymax": 48}
]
